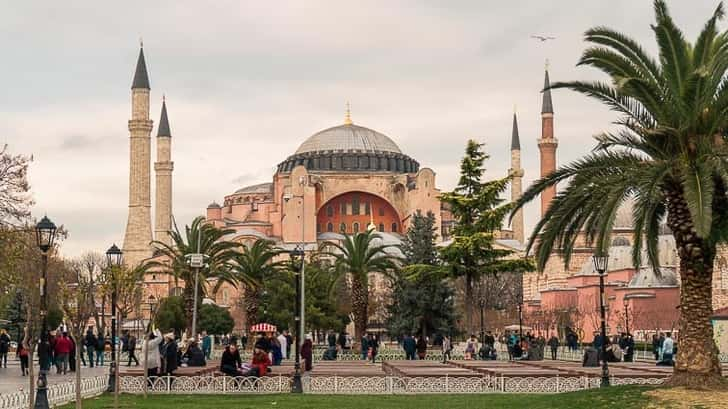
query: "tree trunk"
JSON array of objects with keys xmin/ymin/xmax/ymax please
[
  {"xmin": 351, "ymin": 275, "xmax": 368, "ymax": 344},
  {"xmin": 665, "ymin": 189, "xmax": 725, "ymax": 389},
  {"xmin": 184, "ymin": 285, "xmax": 195, "ymax": 336},
  {"xmin": 244, "ymin": 286, "xmax": 259, "ymax": 328},
  {"xmin": 465, "ymin": 274, "xmax": 473, "ymax": 336},
  {"xmin": 75, "ymin": 325, "xmax": 82, "ymax": 409}
]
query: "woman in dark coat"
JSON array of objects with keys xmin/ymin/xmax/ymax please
[
  {"xmin": 416, "ymin": 336, "xmax": 428, "ymax": 360},
  {"xmin": 183, "ymin": 341, "xmax": 206, "ymax": 367},
  {"xmin": 220, "ymin": 344, "xmax": 242, "ymax": 376},
  {"xmin": 68, "ymin": 334, "xmax": 77, "ymax": 372},
  {"xmin": 301, "ymin": 335, "xmax": 313, "ymax": 371},
  {"xmin": 162, "ymin": 334, "xmax": 178, "ymax": 375}
]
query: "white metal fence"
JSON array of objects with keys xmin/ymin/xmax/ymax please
[
  {"xmin": 0, "ymin": 376, "xmax": 106, "ymax": 409},
  {"xmin": 119, "ymin": 374, "xmax": 664, "ymax": 394}
]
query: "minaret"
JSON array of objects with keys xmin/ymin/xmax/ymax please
[
  {"xmin": 538, "ymin": 62, "xmax": 558, "ymax": 217},
  {"xmin": 123, "ymin": 45, "xmax": 154, "ymax": 267},
  {"xmin": 154, "ymin": 96, "xmax": 174, "ymax": 247},
  {"xmin": 509, "ymin": 109, "xmax": 525, "ymax": 243}
]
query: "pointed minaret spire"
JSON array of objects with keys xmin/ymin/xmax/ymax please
[
  {"xmin": 511, "ymin": 108, "xmax": 520, "ymax": 150},
  {"xmin": 510, "ymin": 108, "xmax": 525, "ymax": 244},
  {"xmin": 344, "ymin": 102, "xmax": 353, "ymax": 125},
  {"xmin": 538, "ymin": 59, "xmax": 558, "ymax": 218},
  {"xmin": 154, "ymin": 96, "xmax": 174, "ymax": 247},
  {"xmin": 131, "ymin": 45, "xmax": 150, "ymax": 90},
  {"xmin": 541, "ymin": 60, "xmax": 553, "ymax": 114},
  {"xmin": 157, "ymin": 97, "xmax": 171, "ymax": 137}
]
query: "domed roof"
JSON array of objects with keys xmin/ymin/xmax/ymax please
[
  {"xmin": 234, "ymin": 182, "xmax": 273, "ymax": 195},
  {"xmin": 295, "ymin": 123, "xmax": 402, "ymax": 155}
]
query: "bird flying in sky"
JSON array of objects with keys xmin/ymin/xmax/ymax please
[{"xmin": 531, "ymin": 35, "xmax": 556, "ymax": 42}]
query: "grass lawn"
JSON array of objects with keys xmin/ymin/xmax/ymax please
[{"xmin": 63, "ymin": 386, "xmax": 666, "ymax": 409}]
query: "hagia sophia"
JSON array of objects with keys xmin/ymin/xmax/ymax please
[{"xmin": 119, "ymin": 45, "xmax": 728, "ymax": 342}]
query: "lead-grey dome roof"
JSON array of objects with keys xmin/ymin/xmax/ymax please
[{"xmin": 295, "ymin": 124, "xmax": 402, "ymax": 155}]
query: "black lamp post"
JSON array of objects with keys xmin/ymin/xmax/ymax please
[
  {"xmin": 623, "ymin": 297, "xmax": 629, "ymax": 336},
  {"xmin": 289, "ymin": 245, "xmax": 304, "ymax": 393},
  {"xmin": 34, "ymin": 216, "xmax": 57, "ymax": 409},
  {"xmin": 593, "ymin": 253, "xmax": 610, "ymax": 387},
  {"xmin": 105, "ymin": 244, "xmax": 123, "ymax": 393}
]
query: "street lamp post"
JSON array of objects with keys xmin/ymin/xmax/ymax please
[
  {"xmin": 593, "ymin": 253, "xmax": 610, "ymax": 388},
  {"xmin": 34, "ymin": 216, "xmax": 57, "ymax": 409},
  {"xmin": 289, "ymin": 245, "xmax": 304, "ymax": 393},
  {"xmin": 105, "ymin": 244, "xmax": 123, "ymax": 395},
  {"xmin": 623, "ymin": 297, "xmax": 629, "ymax": 336},
  {"xmin": 186, "ymin": 228, "xmax": 205, "ymax": 343}
]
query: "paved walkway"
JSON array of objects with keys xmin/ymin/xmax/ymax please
[{"xmin": 0, "ymin": 358, "xmax": 107, "ymax": 395}]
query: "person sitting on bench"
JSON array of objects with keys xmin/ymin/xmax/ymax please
[
  {"xmin": 220, "ymin": 344, "xmax": 243, "ymax": 376},
  {"xmin": 183, "ymin": 340, "xmax": 206, "ymax": 367}
]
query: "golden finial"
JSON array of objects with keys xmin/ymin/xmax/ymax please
[
  {"xmin": 163, "ymin": 93, "xmax": 166, "ymax": 102},
  {"xmin": 367, "ymin": 211, "xmax": 376, "ymax": 232},
  {"xmin": 140, "ymin": 37, "xmax": 144, "ymax": 48},
  {"xmin": 344, "ymin": 102, "xmax": 353, "ymax": 125},
  {"xmin": 545, "ymin": 58, "xmax": 550, "ymax": 71}
]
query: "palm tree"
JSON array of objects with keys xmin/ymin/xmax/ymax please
[
  {"xmin": 513, "ymin": 1, "xmax": 728, "ymax": 388},
  {"xmin": 228, "ymin": 239, "xmax": 284, "ymax": 328},
  {"xmin": 148, "ymin": 216, "xmax": 240, "ymax": 333},
  {"xmin": 322, "ymin": 229, "xmax": 399, "ymax": 342}
]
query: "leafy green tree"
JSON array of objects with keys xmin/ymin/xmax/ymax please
[
  {"xmin": 154, "ymin": 296, "xmax": 186, "ymax": 336},
  {"xmin": 513, "ymin": 1, "xmax": 728, "ymax": 388},
  {"xmin": 228, "ymin": 239, "xmax": 283, "ymax": 328},
  {"xmin": 258, "ymin": 257, "xmax": 349, "ymax": 333},
  {"xmin": 400, "ymin": 210, "xmax": 439, "ymax": 265},
  {"xmin": 387, "ymin": 266, "xmax": 457, "ymax": 339},
  {"xmin": 149, "ymin": 216, "xmax": 240, "ymax": 332},
  {"xmin": 198, "ymin": 304, "xmax": 235, "ymax": 335},
  {"xmin": 323, "ymin": 230, "xmax": 399, "ymax": 341},
  {"xmin": 440, "ymin": 140, "xmax": 532, "ymax": 335}
]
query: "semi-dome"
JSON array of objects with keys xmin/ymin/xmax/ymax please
[
  {"xmin": 295, "ymin": 124, "xmax": 402, "ymax": 155},
  {"xmin": 277, "ymin": 120, "xmax": 419, "ymax": 174}
]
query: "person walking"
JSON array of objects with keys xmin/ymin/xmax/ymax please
[
  {"xmin": 95, "ymin": 333, "xmax": 105, "ymax": 367},
  {"xmin": 442, "ymin": 335, "xmax": 452, "ymax": 363},
  {"xmin": 651, "ymin": 333, "xmax": 660, "ymax": 361},
  {"xmin": 547, "ymin": 335, "xmax": 560, "ymax": 360},
  {"xmin": 416, "ymin": 336, "xmax": 428, "ymax": 360},
  {"xmin": 201, "ymin": 331, "xmax": 212, "ymax": 360},
  {"xmin": 360, "ymin": 334, "xmax": 369, "ymax": 360},
  {"xmin": 465, "ymin": 335, "xmax": 477, "ymax": 360},
  {"xmin": 403, "ymin": 334, "xmax": 416, "ymax": 360},
  {"xmin": 660, "ymin": 332, "xmax": 675, "ymax": 366},
  {"xmin": 284, "ymin": 331, "xmax": 293, "ymax": 359},
  {"xmin": 127, "ymin": 334, "xmax": 139, "ymax": 366},
  {"xmin": 276, "ymin": 331, "xmax": 288, "ymax": 362},
  {"xmin": 162, "ymin": 333, "xmax": 178, "ymax": 375},
  {"xmin": 142, "ymin": 329, "xmax": 163, "ymax": 377},
  {"xmin": 368, "ymin": 334, "xmax": 379, "ymax": 364},
  {"xmin": 302, "ymin": 334, "xmax": 314, "ymax": 371},
  {"xmin": 0, "ymin": 329, "xmax": 10, "ymax": 368},
  {"xmin": 68, "ymin": 334, "xmax": 77, "ymax": 372},
  {"xmin": 658, "ymin": 332, "xmax": 665, "ymax": 362},
  {"xmin": 53, "ymin": 332, "xmax": 73, "ymax": 374},
  {"xmin": 17, "ymin": 336, "xmax": 29, "ymax": 376}
]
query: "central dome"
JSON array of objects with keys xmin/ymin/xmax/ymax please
[
  {"xmin": 295, "ymin": 124, "xmax": 402, "ymax": 155},
  {"xmin": 277, "ymin": 120, "xmax": 419, "ymax": 174}
]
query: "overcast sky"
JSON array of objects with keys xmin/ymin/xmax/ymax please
[{"xmin": 0, "ymin": 1, "xmax": 719, "ymax": 257}]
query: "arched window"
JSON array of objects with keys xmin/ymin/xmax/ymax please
[
  {"xmin": 340, "ymin": 223, "xmax": 347, "ymax": 233},
  {"xmin": 391, "ymin": 223, "xmax": 398, "ymax": 233},
  {"xmin": 340, "ymin": 202, "xmax": 347, "ymax": 216},
  {"xmin": 352, "ymin": 196, "xmax": 360, "ymax": 215},
  {"xmin": 327, "ymin": 205, "xmax": 334, "ymax": 217},
  {"xmin": 364, "ymin": 202, "xmax": 371, "ymax": 215},
  {"xmin": 327, "ymin": 222, "xmax": 334, "ymax": 232},
  {"xmin": 316, "ymin": 223, "xmax": 321, "ymax": 233},
  {"xmin": 222, "ymin": 289, "xmax": 229, "ymax": 304},
  {"xmin": 353, "ymin": 222, "xmax": 360, "ymax": 233},
  {"xmin": 378, "ymin": 223, "xmax": 384, "ymax": 232}
]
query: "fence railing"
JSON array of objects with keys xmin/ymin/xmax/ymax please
[
  {"xmin": 119, "ymin": 374, "xmax": 664, "ymax": 394},
  {"xmin": 0, "ymin": 376, "xmax": 106, "ymax": 409}
]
